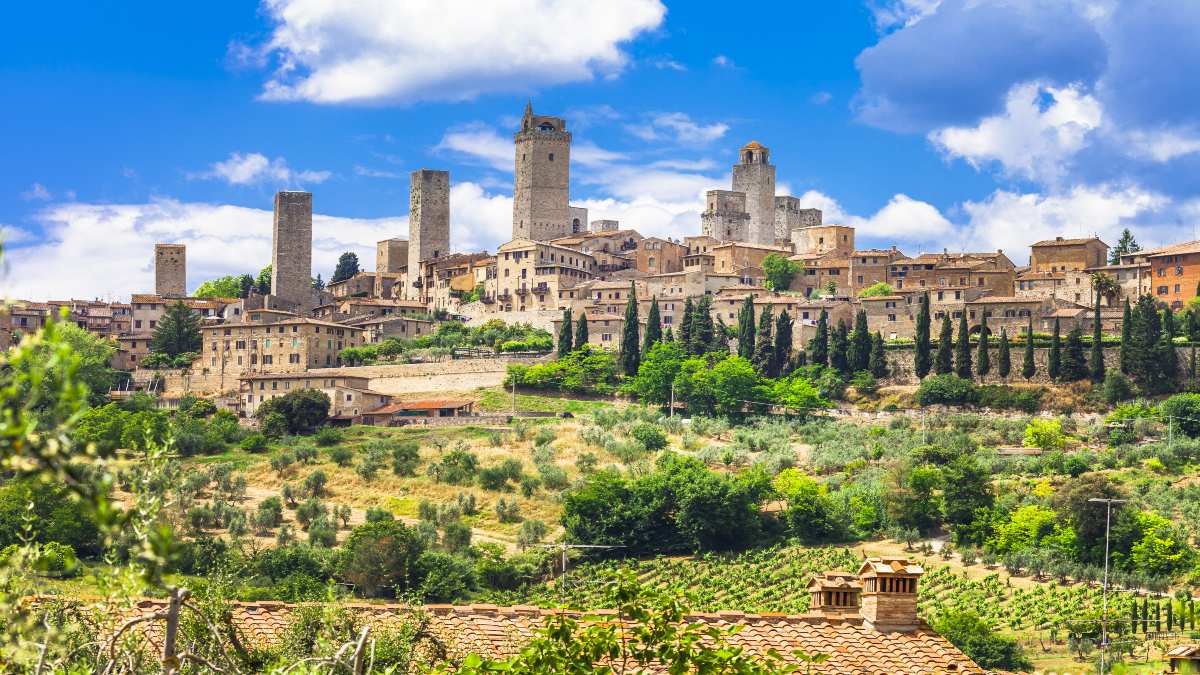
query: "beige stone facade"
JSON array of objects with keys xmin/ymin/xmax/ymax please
[
  {"xmin": 635, "ymin": 237, "xmax": 686, "ymax": 275},
  {"xmin": 512, "ymin": 103, "xmax": 571, "ymax": 241},
  {"xmin": 490, "ymin": 238, "xmax": 595, "ymax": 312},
  {"xmin": 408, "ymin": 169, "xmax": 450, "ymax": 276},
  {"xmin": 730, "ymin": 141, "xmax": 776, "ymax": 245},
  {"xmin": 197, "ymin": 317, "xmax": 364, "ymax": 394},
  {"xmin": 793, "ymin": 225, "xmax": 854, "ymax": 257},
  {"xmin": 239, "ymin": 372, "xmax": 390, "ymax": 419},
  {"xmin": 1029, "ymin": 236, "xmax": 1109, "ymax": 273}
]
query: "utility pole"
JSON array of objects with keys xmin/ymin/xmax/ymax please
[
  {"xmin": 535, "ymin": 543, "xmax": 624, "ymax": 599},
  {"xmin": 511, "ymin": 376, "xmax": 517, "ymax": 415},
  {"xmin": 1089, "ymin": 497, "xmax": 1128, "ymax": 675},
  {"xmin": 669, "ymin": 380, "xmax": 676, "ymax": 418}
]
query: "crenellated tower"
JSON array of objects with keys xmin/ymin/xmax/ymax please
[{"xmin": 512, "ymin": 102, "xmax": 572, "ymax": 241}]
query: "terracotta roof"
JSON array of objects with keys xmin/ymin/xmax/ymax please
[
  {"xmin": 366, "ymin": 399, "xmax": 473, "ymax": 414},
  {"xmin": 1145, "ymin": 240, "xmax": 1200, "ymax": 257},
  {"xmin": 130, "ymin": 294, "xmax": 163, "ymax": 304},
  {"xmin": 742, "ymin": 140, "xmax": 765, "ymax": 149},
  {"xmin": 966, "ymin": 296, "xmax": 1042, "ymax": 304},
  {"xmin": 1167, "ymin": 644, "xmax": 1200, "ymax": 658},
  {"xmin": 858, "ymin": 558, "xmax": 925, "ymax": 576},
  {"xmin": 1031, "ymin": 236, "xmax": 1106, "ymax": 247},
  {"xmin": 86, "ymin": 599, "xmax": 984, "ymax": 674}
]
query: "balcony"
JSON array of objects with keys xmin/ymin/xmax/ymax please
[
  {"xmin": 497, "ymin": 292, "xmax": 512, "ymax": 302},
  {"xmin": 515, "ymin": 286, "xmax": 529, "ymax": 296},
  {"xmin": 534, "ymin": 283, "xmax": 550, "ymax": 294}
]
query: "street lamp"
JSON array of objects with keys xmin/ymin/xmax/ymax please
[{"xmin": 1088, "ymin": 497, "xmax": 1128, "ymax": 675}]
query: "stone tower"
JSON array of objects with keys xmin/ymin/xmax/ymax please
[
  {"xmin": 701, "ymin": 190, "xmax": 751, "ymax": 242},
  {"xmin": 512, "ymin": 102, "xmax": 571, "ymax": 241},
  {"xmin": 270, "ymin": 191, "xmax": 313, "ymax": 309},
  {"xmin": 408, "ymin": 169, "xmax": 451, "ymax": 277},
  {"xmin": 731, "ymin": 141, "xmax": 776, "ymax": 246},
  {"xmin": 154, "ymin": 243, "xmax": 186, "ymax": 298},
  {"xmin": 376, "ymin": 238, "xmax": 409, "ymax": 274}
]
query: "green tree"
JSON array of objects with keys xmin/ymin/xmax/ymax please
[
  {"xmin": 620, "ymin": 283, "xmax": 642, "ymax": 376},
  {"xmin": 688, "ymin": 295, "xmax": 715, "ymax": 356},
  {"xmin": 256, "ymin": 264, "xmax": 272, "ymax": 294},
  {"xmin": 772, "ymin": 310, "xmax": 793, "ymax": 378},
  {"xmin": 1090, "ymin": 293, "xmax": 1106, "ymax": 381},
  {"xmin": 809, "ymin": 309, "xmax": 828, "ymax": 366},
  {"xmin": 338, "ymin": 520, "xmax": 426, "ymax": 597},
  {"xmin": 678, "ymin": 297, "xmax": 694, "ymax": 350},
  {"xmin": 869, "ymin": 331, "xmax": 888, "ymax": 378},
  {"xmin": 255, "ymin": 389, "xmax": 330, "ymax": 435},
  {"xmin": 1119, "ymin": 299, "xmax": 1132, "ymax": 373},
  {"xmin": 642, "ymin": 297, "xmax": 662, "ymax": 354},
  {"xmin": 997, "ymin": 328, "xmax": 1011, "ymax": 380},
  {"xmin": 574, "ymin": 313, "xmax": 589, "ymax": 349},
  {"xmin": 941, "ymin": 455, "xmax": 993, "ymax": 545},
  {"xmin": 932, "ymin": 610, "xmax": 1032, "ymax": 671},
  {"xmin": 1128, "ymin": 295, "xmax": 1172, "ymax": 393},
  {"xmin": 193, "ymin": 275, "xmax": 241, "ymax": 298},
  {"xmin": 331, "ymin": 251, "xmax": 360, "ymax": 283},
  {"xmin": 238, "ymin": 273, "xmax": 255, "ymax": 298},
  {"xmin": 888, "ymin": 463, "xmax": 942, "ymax": 532},
  {"xmin": 1109, "ymin": 228, "xmax": 1140, "ymax": 265},
  {"xmin": 975, "ymin": 314, "xmax": 990, "ymax": 378},
  {"xmin": 936, "ymin": 314, "xmax": 953, "ymax": 375},
  {"xmin": 150, "ymin": 301, "xmax": 202, "ymax": 358},
  {"xmin": 848, "ymin": 309, "xmax": 871, "ymax": 373},
  {"xmin": 914, "ymin": 292, "xmax": 932, "ymax": 378},
  {"xmin": 630, "ymin": 341, "xmax": 685, "ymax": 406},
  {"xmin": 557, "ymin": 309, "xmax": 573, "ymax": 357},
  {"xmin": 858, "ymin": 282, "xmax": 894, "ymax": 298},
  {"xmin": 1022, "ymin": 317, "xmax": 1036, "ymax": 379},
  {"xmin": 311, "ymin": 273, "xmax": 324, "ymax": 291},
  {"xmin": 1047, "ymin": 318, "xmax": 1062, "ymax": 380},
  {"xmin": 1060, "ymin": 325, "xmax": 1088, "ymax": 381},
  {"xmin": 752, "ymin": 306, "xmax": 774, "ymax": 375},
  {"xmin": 954, "ymin": 314, "xmax": 972, "ymax": 379},
  {"xmin": 736, "ymin": 295, "xmax": 756, "ymax": 360},
  {"xmin": 711, "ymin": 356, "xmax": 760, "ymax": 419},
  {"xmin": 829, "ymin": 320, "xmax": 849, "ymax": 374},
  {"xmin": 761, "ymin": 253, "xmax": 799, "ymax": 291}
]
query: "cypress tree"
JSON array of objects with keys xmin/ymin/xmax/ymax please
[
  {"xmin": 848, "ymin": 309, "xmax": 871, "ymax": 372},
  {"xmin": 619, "ymin": 283, "xmax": 641, "ymax": 376},
  {"xmin": 643, "ymin": 297, "xmax": 662, "ymax": 354},
  {"xmin": 150, "ymin": 301, "xmax": 202, "ymax": 358},
  {"xmin": 737, "ymin": 295, "xmax": 756, "ymax": 359},
  {"xmin": 679, "ymin": 297, "xmax": 694, "ymax": 349},
  {"xmin": 1168, "ymin": 600, "xmax": 1174, "ymax": 631},
  {"xmin": 869, "ymin": 331, "xmax": 888, "ymax": 378},
  {"xmin": 1022, "ymin": 317, "xmax": 1036, "ymax": 380},
  {"xmin": 1142, "ymin": 596, "xmax": 1149, "ymax": 633},
  {"xmin": 1048, "ymin": 318, "xmax": 1062, "ymax": 380},
  {"xmin": 936, "ymin": 314, "xmax": 953, "ymax": 375},
  {"xmin": 1131, "ymin": 602, "xmax": 1139, "ymax": 635},
  {"xmin": 914, "ymin": 292, "xmax": 932, "ymax": 378},
  {"xmin": 752, "ymin": 306, "xmax": 775, "ymax": 374},
  {"xmin": 997, "ymin": 328, "xmax": 1011, "ymax": 380},
  {"xmin": 712, "ymin": 316, "xmax": 731, "ymax": 355},
  {"xmin": 557, "ymin": 308, "xmax": 573, "ymax": 357},
  {"xmin": 689, "ymin": 295, "xmax": 715, "ymax": 356},
  {"xmin": 954, "ymin": 314, "xmax": 972, "ymax": 379},
  {"xmin": 772, "ymin": 310, "xmax": 793, "ymax": 378},
  {"xmin": 1120, "ymin": 299, "xmax": 1132, "ymax": 374},
  {"xmin": 1164, "ymin": 308, "xmax": 1178, "ymax": 340},
  {"xmin": 1090, "ymin": 292, "xmax": 1106, "ymax": 381},
  {"xmin": 976, "ymin": 314, "xmax": 990, "ymax": 378},
  {"xmin": 830, "ymin": 320, "xmax": 850, "ymax": 374},
  {"xmin": 1061, "ymin": 325, "xmax": 1088, "ymax": 381},
  {"xmin": 574, "ymin": 313, "xmax": 589, "ymax": 349},
  {"xmin": 810, "ymin": 310, "xmax": 829, "ymax": 366}
]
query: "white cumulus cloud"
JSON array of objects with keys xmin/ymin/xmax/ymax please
[
  {"xmin": 253, "ymin": 0, "xmax": 666, "ymax": 104},
  {"xmin": 195, "ymin": 152, "xmax": 332, "ymax": 186},
  {"xmin": 627, "ymin": 112, "xmax": 729, "ymax": 145}
]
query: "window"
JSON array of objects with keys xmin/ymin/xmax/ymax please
[
  {"xmin": 601, "ymin": 333, "xmax": 612, "ymax": 342},
  {"xmin": 548, "ymin": 153, "xmax": 554, "ymax": 161},
  {"xmin": 888, "ymin": 314, "xmax": 897, "ymax": 322},
  {"xmin": 1176, "ymin": 284, "xmax": 1182, "ymax": 294},
  {"xmin": 1158, "ymin": 285, "xmax": 1169, "ymax": 295}
]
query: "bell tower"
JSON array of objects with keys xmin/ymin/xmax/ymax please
[
  {"xmin": 512, "ymin": 101, "xmax": 572, "ymax": 241},
  {"xmin": 731, "ymin": 141, "xmax": 776, "ymax": 246}
]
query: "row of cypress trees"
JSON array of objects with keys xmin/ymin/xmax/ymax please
[{"xmin": 806, "ymin": 309, "xmax": 889, "ymax": 378}]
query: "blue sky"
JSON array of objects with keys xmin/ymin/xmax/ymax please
[{"xmin": 3, "ymin": 0, "xmax": 1199, "ymax": 299}]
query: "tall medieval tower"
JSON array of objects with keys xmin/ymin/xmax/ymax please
[
  {"xmin": 731, "ymin": 141, "xmax": 776, "ymax": 246},
  {"xmin": 270, "ymin": 191, "xmax": 313, "ymax": 309},
  {"xmin": 512, "ymin": 102, "xmax": 571, "ymax": 241},
  {"xmin": 154, "ymin": 243, "xmax": 186, "ymax": 298},
  {"xmin": 408, "ymin": 169, "xmax": 451, "ymax": 276}
]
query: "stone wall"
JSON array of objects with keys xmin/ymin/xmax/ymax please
[{"xmin": 881, "ymin": 345, "xmax": 1193, "ymax": 385}]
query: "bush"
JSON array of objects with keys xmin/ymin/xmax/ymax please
[
  {"xmin": 932, "ymin": 610, "xmax": 1032, "ymax": 671},
  {"xmin": 976, "ymin": 385, "xmax": 1042, "ymax": 413},
  {"xmin": 850, "ymin": 371, "xmax": 878, "ymax": 396},
  {"xmin": 495, "ymin": 498, "xmax": 522, "ymax": 523},
  {"xmin": 415, "ymin": 551, "xmax": 475, "ymax": 602},
  {"xmin": 239, "ymin": 432, "xmax": 269, "ymax": 453},
  {"xmin": 261, "ymin": 411, "xmax": 288, "ymax": 440},
  {"xmin": 916, "ymin": 374, "xmax": 978, "ymax": 406},
  {"xmin": 629, "ymin": 422, "xmax": 668, "ymax": 451},
  {"xmin": 330, "ymin": 446, "xmax": 354, "ymax": 467},
  {"xmin": 427, "ymin": 448, "xmax": 479, "ymax": 485},
  {"xmin": 505, "ymin": 345, "xmax": 620, "ymax": 395},
  {"xmin": 1163, "ymin": 393, "xmax": 1200, "ymax": 437},
  {"xmin": 304, "ymin": 469, "xmax": 328, "ymax": 497},
  {"xmin": 1102, "ymin": 371, "xmax": 1137, "ymax": 405},
  {"xmin": 255, "ymin": 389, "xmax": 331, "ymax": 435},
  {"xmin": 478, "ymin": 466, "xmax": 514, "ymax": 492},
  {"xmin": 365, "ymin": 507, "xmax": 393, "ymax": 523},
  {"xmin": 0, "ymin": 480, "xmax": 101, "ymax": 556},
  {"xmin": 517, "ymin": 520, "xmax": 548, "ymax": 549},
  {"xmin": 313, "ymin": 426, "xmax": 344, "ymax": 447},
  {"xmin": 538, "ymin": 463, "xmax": 570, "ymax": 491},
  {"xmin": 339, "ymin": 520, "xmax": 426, "ymax": 598},
  {"xmin": 34, "ymin": 542, "xmax": 79, "ymax": 578},
  {"xmin": 391, "ymin": 441, "xmax": 421, "ymax": 476},
  {"xmin": 1023, "ymin": 419, "xmax": 1067, "ymax": 452}
]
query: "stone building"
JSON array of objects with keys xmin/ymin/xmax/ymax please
[
  {"xmin": 270, "ymin": 191, "xmax": 313, "ymax": 310},
  {"xmin": 408, "ymin": 169, "xmax": 450, "ymax": 278},
  {"xmin": 375, "ymin": 238, "xmax": 409, "ymax": 296},
  {"xmin": 239, "ymin": 372, "xmax": 390, "ymax": 420},
  {"xmin": 860, "ymin": 294, "xmax": 914, "ymax": 340},
  {"xmin": 711, "ymin": 241, "xmax": 793, "ymax": 278},
  {"xmin": 635, "ymin": 237, "xmax": 686, "ymax": 275},
  {"xmin": 343, "ymin": 315, "xmax": 433, "ymax": 344},
  {"xmin": 512, "ymin": 102, "xmax": 571, "ymax": 241},
  {"xmin": 1142, "ymin": 240, "xmax": 1200, "ymax": 310},
  {"xmin": 774, "ymin": 198, "xmax": 821, "ymax": 247},
  {"xmin": 327, "ymin": 272, "xmax": 382, "ymax": 299},
  {"xmin": 154, "ymin": 244, "xmax": 186, "ymax": 298},
  {"xmin": 700, "ymin": 190, "xmax": 751, "ymax": 242},
  {"xmin": 888, "ymin": 250, "xmax": 1015, "ymax": 296},
  {"xmin": 848, "ymin": 248, "xmax": 904, "ymax": 294},
  {"xmin": 791, "ymin": 253, "xmax": 850, "ymax": 297},
  {"xmin": 491, "ymin": 238, "xmax": 596, "ymax": 312},
  {"xmin": 569, "ymin": 206, "xmax": 588, "ymax": 234},
  {"xmin": 793, "ymin": 224, "xmax": 854, "ymax": 257},
  {"xmin": 197, "ymin": 316, "xmax": 364, "ymax": 393},
  {"xmin": 731, "ymin": 141, "xmax": 776, "ymax": 245},
  {"xmin": 1029, "ymin": 236, "xmax": 1109, "ymax": 273},
  {"xmin": 590, "ymin": 219, "xmax": 619, "ymax": 233}
]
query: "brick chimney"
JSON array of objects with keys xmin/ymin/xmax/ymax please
[
  {"xmin": 857, "ymin": 557, "xmax": 923, "ymax": 632},
  {"xmin": 807, "ymin": 571, "xmax": 862, "ymax": 617}
]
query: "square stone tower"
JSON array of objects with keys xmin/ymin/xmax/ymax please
[
  {"xmin": 408, "ymin": 170, "xmax": 450, "ymax": 276},
  {"xmin": 512, "ymin": 102, "xmax": 571, "ymax": 241},
  {"xmin": 731, "ymin": 141, "xmax": 776, "ymax": 246},
  {"xmin": 701, "ymin": 190, "xmax": 751, "ymax": 242},
  {"xmin": 270, "ymin": 191, "xmax": 313, "ymax": 308},
  {"xmin": 569, "ymin": 206, "xmax": 588, "ymax": 234},
  {"xmin": 154, "ymin": 243, "xmax": 186, "ymax": 298},
  {"xmin": 376, "ymin": 238, "xmax": 409, "ymax": 274}
]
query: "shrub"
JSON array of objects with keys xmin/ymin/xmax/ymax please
[
  {"xmin": 415, "ymin": 550, "xmax": 475, "ymax": 602},
  {"xmin": 35, "ymin": 542, "xmax": 80, "ymax": 578},
  {"xmin": 537, "ymin": 463, "xmax": 570, "ymax": 491},
  {"xmin": 850, "ymin": 371, "xmax": 878, "ymax": 396},
  {"xmin": 270, "ymin": 451, "xmax": 295, "ymax": 476},
  {"xmin": 533, "ymin": 427, "xmax": 557, "ymax": 447},
  {"xmin": 255, "ymin": 389, "xmax": 331, "ymax": 435},
  {"xmin": 1163, "ymin": 393, "xmax": 1200, "ymax": 437},
  {"xmin": 441, "ymin": 521, "xmax": 472, "ymax": 553},
  {"xmin": 1023, "ymin": 419, "xmax": 1067, "ymax": 452},
  {"xmin": 916, "ymin": 374, "xmax": 978, "ymax": 406},
  {"xmin": 256, "ymin": 497, "xmax": 284, "ymax": 530},
  {"xmin": 478, "ymin": 466, "xmax": 514, "ymax": 492},
  {"xmin": 239, "ymin": 432, "xmax": 269, "ymax": 453},
  {"xmin": 304, "ymin": 469, "xmax": 328, "ymax": 497},
  {"xmin": 1102, "ymin": 371, "xmax": 1137, "ymax": 405},
  {"xmin": 630, "ymin": 422, "xmax": 668, "ymax": 451},
  {"xmin": 495, "ymin": 498, "xmax": 522, "ymax": 523},
  {"xmin": 932, "ymin": 610, "xmax": 1032, "ymax": 671},
  {"xmin": 0, "ymin": 480, "xmax": 101, "ymax": 556},
  {"xmin": 517, "ymin": 520, "xmax": 548, "ymax": 549},
  {"xmin": 339, "ymin": 520, "xmax": 426, "ymax": 598},
  {"xmin": 261, "ymin": 412, "xmax": 288, "ymax": 440},
  {"xmin": 365, "ymin": 507, "xmax": 393, "ymax": 523},
  {"xmin": 427, "ymin": 448, "xmax": 479, "ymax": 485},
  {"xmin": 330, "ymin": 446, "xmax": 354, "ymax": 467},
  {"xmin": 313, "ymin": 426, "xmax": 344, "ymax": 447},
  {"xmin": 308, "ymin": 518, "xmax": 337, "ymax": 547},
  {"xmin": 295, "ymin": 498, "xmax": 326, "ymax": 530},
  {"xmin": 976, "ymin": 385, "xmax": 1042, "ymax": 413},
  {"xmin": 391, "ymin": 441, "xmax": 421, "ymax": 476}
]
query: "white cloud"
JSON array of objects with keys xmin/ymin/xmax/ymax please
[
  {"xmin": 21, "ymin": 183, "xmax": 51, "ymax": 201},
  {"xmin": 794, "ymin": 190, "xmax": 953, "ymax": 242},
  {"xmin": 626, "ymin": 112, "xmax": 729, "ymax": 144},
  {"xmin": 195, "ymin": 152, "xmax": 332, "ymax": 186},
  {"xmin": 712, "ymin": 55, "xmax": 736, "ymax": 68},
  {"xmin": 929, "ymin": 81, "xmax": 1102, "ymax": 184},
  {"xmin": 809, "ymin": 91, "xmax": 833, "ymax": 105},
  {"xmin": 869, "ymin": 0, "xmax": 943, "ymax": 32},
  {"xmin": 254, "ymin": 0, "xmax": 666, "ymax": 104},
  {"xmin": 435, "ymin": 124, "xmax": 513, "ymax": 172},
  {"xmin": 652, "ymin": 58, "xmax": 686, "ymax": 72},
  {"xmin": 573, "ymin": 142, "xmax": 627, "ymax": 168},
  {"xmin": 1121, "ymin": 127, "xmax": 1200, "ymax": 163},
  {"xmin": 353, "ymin": 165, "xmax": 405, "ymax": 179}
]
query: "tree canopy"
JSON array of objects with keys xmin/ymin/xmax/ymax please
[{"xmin": 761, "ymin": 254, "xmax": 801, "ymax": 291}]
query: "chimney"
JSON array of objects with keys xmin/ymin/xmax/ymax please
[
  {"xmin": 857, "ymin": 558, "xmax": 923, "ymax": 632},
  {"xmin": 807, "ymin": 572, "xmax": 862, "ymax": 617}
]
